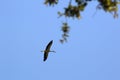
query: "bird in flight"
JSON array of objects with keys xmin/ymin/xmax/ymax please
[{"xmin": 41, "ymin": 40, "xmax": 56, "ymax": 61}]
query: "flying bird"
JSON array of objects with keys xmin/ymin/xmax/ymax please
[{"xmin": 41, "ymin": 40, "xmax": 56, "ymax": 61}]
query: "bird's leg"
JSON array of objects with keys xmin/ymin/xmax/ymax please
[{"xmin": 50, "ymin": 50, "xmax": 56, "ymax": 53}]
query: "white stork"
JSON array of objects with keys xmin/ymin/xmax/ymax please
[{"xmin": 41, "ymin": 40, "xmax": 56, "ymax": 61}]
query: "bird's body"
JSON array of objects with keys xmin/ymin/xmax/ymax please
[{"xmin": 41, "ymin": 40, "xmax": 55, "ymax": 61}]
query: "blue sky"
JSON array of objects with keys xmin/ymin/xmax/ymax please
[{"xmin": 0, "ymin": 0, "xmax": 120, "ymax": 80}]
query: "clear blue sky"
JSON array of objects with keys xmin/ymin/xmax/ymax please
[{"xmin": 0, "ymin": 0, "xmax": 120, "ymax": 80}]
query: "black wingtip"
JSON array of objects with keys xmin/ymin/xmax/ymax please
[
  {"xmin": 49, "ymin": 40, "xmax": 53, "ymax": 45},
  {"xmin": 43, "ymin": 59, "xmax": 46, "ymax": 62},
  {"xmin": 51, "ymin": 40, "xmax": 53, "ymax": 42}
]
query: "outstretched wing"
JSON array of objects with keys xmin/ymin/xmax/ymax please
[
  {"xmin": 43, "ymin": 40, "xmax": 53, "ymax": 61},
  {"xmin": 45, "ymin": 40, "xmax": 53, "ymax": 51},
  {"xmin": 43, "ymin": 52, "xmax": 48, "ymax": 61}
]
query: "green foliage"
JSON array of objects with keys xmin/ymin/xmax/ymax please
[
  {"xmin": 43, "ymin": 0, "xmax": 120, "ymax": 43},
  {"xmin": 60, "ymin": 23, "xmax": 70, "ymax": 44},
  {"xmin": 44, "ymin": 0, "xmax": 58, "ymax": 6},
  {"xmin": 98, "ymin": 0, "xmax": 120, "ymax": 18},
  {"xmin": 58, "ymin": 0, "xmax": 88, "ymax": 19}
]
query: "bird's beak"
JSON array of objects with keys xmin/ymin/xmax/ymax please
[{"xmin": 41, "ymin": 51, "xmax": 44, "ymax": 52}]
